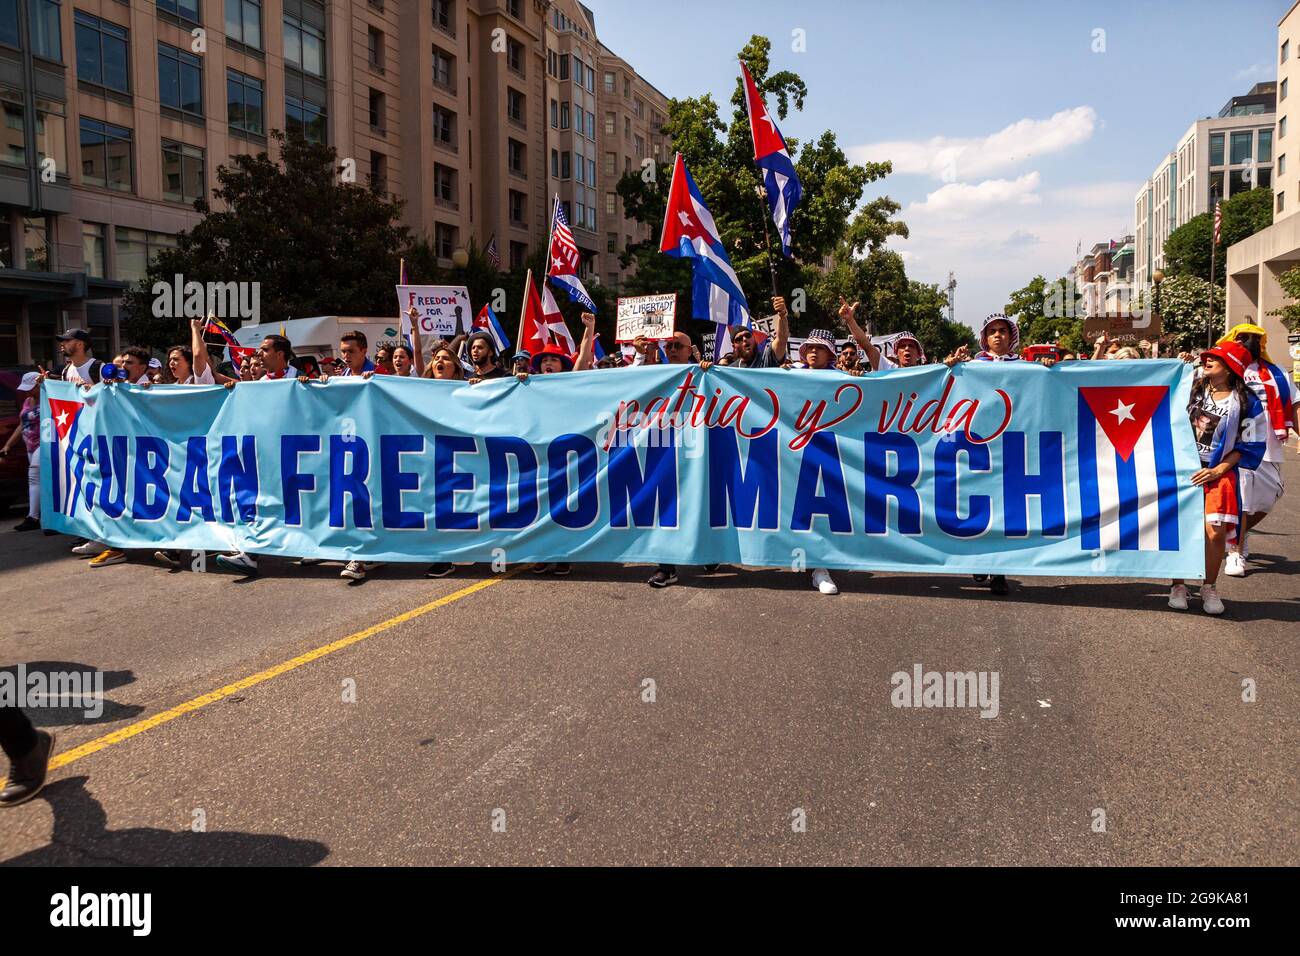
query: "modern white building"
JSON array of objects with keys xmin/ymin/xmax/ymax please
[
  {"xmin": 1134, "ymin": 83, "xmax": 1277, "ymax": 290},
  {"xmin": 1227, "ymin": 1, "xmax": 1300, "ymax": 360}
]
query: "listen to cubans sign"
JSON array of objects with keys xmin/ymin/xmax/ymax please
[{"xmin": 41, "ymin": 361, "xmax": 1205, "ymax": 578}]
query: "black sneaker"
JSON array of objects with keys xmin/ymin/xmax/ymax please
[
  {"xmin": 972, "ymin": 574, "xmax": 989, "ymax": 583},
  {"xmin": 13, "ymin": 516, "xmax": 39, "ymax": 532},
  {"xmin": 701, "ymin": 563, "xmax": 720, "ymax": 574},
  {"xmin": 989, "ymin": 575, "xmax": 1008, "ymax": 596},
  {"xmin": 426, "ymin": 562, "xmax": 455, "ymax": 578},
  {"xmin": 532, "ymin": 563, "xmax": 553, "ymax": 574},
  {"xmin": 0, "ymin": 730, "xmax": 55, "ymax": 808},
  {"xmin": 648, "ymin": 569, "xmax": 678, "ymax": 588},
  {"xmin": 553, "ymin": 563, "xmax": 571, "ymax": 576}
]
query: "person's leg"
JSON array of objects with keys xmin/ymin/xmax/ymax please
[
  {"xmin": 1204, "ymin": 522, "xmax": 1228, "ymax": 587},
  {"xmin": 648, "ymin": 564, "xmax": 677, "ymax": 587},
  {"xmin": 26, "ymin": 449, "xmax": 39, "ymax": 519},
  {"xmin": 0, "ymin": 704, "xmax": 38, "ymax": 764},
  {"xmin": 0, "ymin": 703, "xmax": 55, "ymax": 807}
]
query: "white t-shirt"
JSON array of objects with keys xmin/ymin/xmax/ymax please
[
  {"xmin": 63, "ymin": 358, "xmax": 98, "ymax": 383},
  {"xmin": 181, "ymin": 366, "xmax": 216, "ymax": 385},
  {"xmin": 1243, "ymin": 363, "xmax": 1300, "ymax": 462}
]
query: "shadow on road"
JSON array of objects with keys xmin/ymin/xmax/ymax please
[
  {"xmin": 0, "ymin": 661, "xmax": 145, "ymax": 726},
  {"xmin": 1, "ymin": 776, "xmax": 330, "ymax": 867}
]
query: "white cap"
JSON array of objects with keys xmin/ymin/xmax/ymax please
[
  {"xmin": 18, "ymin": 371, "xmax": 40, "ymax": 391},
  {"xmin": 148, "ymin": 357, "xmax": 163, "ymax": 368}
]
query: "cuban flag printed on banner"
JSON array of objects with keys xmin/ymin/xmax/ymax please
[
  {"xmin": 1077, "ymin": 386, "xmax": 1180, "ymax": 552},
  {"xmin": 547, "ymin": 198, "xmax": 598, "ymax": 312},
  {"xmin": 740, "ymin": 60, "xmax": 802, "ymax": 257},
  {"xmin": 47, "ymin": 397, "xmax": 87, "ymax": 518},
  {"xmin": 660, "ymin": 153, "xmax": 751, "ymax": 328},
  {"xmin": 472, "ymin": 303, "xmax": 511, "ymax": 352}
]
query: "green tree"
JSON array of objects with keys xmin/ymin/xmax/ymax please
[
  {"xmin": 614, "ymin": 34, "xmax": 907, "ymax": 337},
  {"xmin": 1162, "ymin": 187, "xmax": 1273, "ymax": 284},
  {"xmin": 1271, "ymin": 263, "xmax": 1300, "ymax": 332},
  {"xmin": 1004, "ymin": 275, "xmax": 1084, "ymax": 352},
  {"xmin": 1154, "ymin": 273, "xmax": 1226, "ymax": 351},
  {"xmin": 123, "ymin": 130, "xmax": 412, "ymax": 351}
]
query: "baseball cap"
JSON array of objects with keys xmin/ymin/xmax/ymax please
[
  {"xmin": 18, "ymin": 371, "xmax": 40, "ymax": 391},
  {"xmin": 512, "ymin": 349, "xmax": 532, "ymax": 362},
  {"xmin": 148, "ymin": 357, "xmax": 163, "ymax": 368},
  {"xmin": 56, "ymin": 329, "xmax": 91, "ymax": 345}
]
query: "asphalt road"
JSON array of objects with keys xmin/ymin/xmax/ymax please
[{"xmin": 1, "ymin": 456, "xmax": 1296, "ymax": 866}]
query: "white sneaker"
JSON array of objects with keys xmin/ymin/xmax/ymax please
[
  {"xmin": 1223, "ymin": 551, "xmax": 1247, "ymax": 577},
  {"xmin": 71, "ymin": 540, "xmax": 101, "ymax": 556},
  {"xmin": 811, "ymin": 568, "xmax": 839, "ymax": 595},
  {"xmin": 1200, "ymin": 585, "xmax": 1225, "ymax": 616},
  {"xmin": 1167, "ymin": 584, "xmax": 1189, "ymax": 610},
  {"xmin": 340, "ymin": 560, "xmax": 381, "ymax": 581}
]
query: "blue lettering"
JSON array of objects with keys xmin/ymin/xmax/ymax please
[
  {"xmin": 434, "ymin": 435, "xmax": 478, "ymax": 531},
  {"xmin": 281, "ymin": 434, "xmax": 320, "ymax": 527},
  {"xmin": 380, "ymin": 435, "xmax": 425, "ymax": 530},
  {"xmin": 864, "ymin": 433, "xmax": 921, "ymax": 535},
  {"xmin": 935, "ymin": 434, "xmax": 991, "ymax": 538},
  {"xmin": 95, "ymin": 435, "xmax": 128, "ymax": 519},
  {"xmin": 607, "ymin": 430, "xmax": 677, "ymax": 528},
  {"xmin": 1002, "ymin": 431, "xmax": 1066, "ymax": 537},
  {"xmin": 792, "ymin": 431, "xmax": 850, "ymax": 533},
  {"xmin": 131, "ymin": 436, "xmax": 170, "ymax": 521},
  {"xmin": 547, "ymin": 434, "xmax": 599, "ymax": 529},
  {"xmin": 218, "ymin": 436, "xmax": 258, "ymax": 524},
  {"xmin": 707, "ymin": 427, "xmax": 778, "ymax": 530},
  {"xmin": 487, "ymin": 437, "xmax": 538, "ymax": 530},
  {"xmin": 177, "ymin": 436, "xmax": 216, "ymax": 523},
  {"xmin": 329, "ymin": 435, "xmax": 372, "ymax": 529}
]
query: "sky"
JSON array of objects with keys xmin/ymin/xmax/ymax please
[{"xmin": 592, "ymin": 0, "xmax": 1291, "ymax": 329}]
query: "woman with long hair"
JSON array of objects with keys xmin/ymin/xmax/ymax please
[{"xmin": 1169, "ymin": 342, "xmax": 1267, "ymax": 616}]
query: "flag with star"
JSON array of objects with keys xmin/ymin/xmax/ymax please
[
  {"xmin": 1077, "ymin": 385, "xmax": 1180, "ymax": 552},
  {"xmin": 47, "ymin": 396, "xmax": 88, "ymax": 518},
  {"xmin": 546, "ymin": 197, "xmax": 597, "ymax": 312},
  {"xmin": 740, "ymin": 59, "xmax": 802, "ymax": 257},
  {"xmin": 659, "ymin": 152, "xmax": 750, "ymax": 328}
]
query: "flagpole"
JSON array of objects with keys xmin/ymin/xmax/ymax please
[
  {"xmin": 754, "ymin": 183, "xmax": 779, "ymax": 297},
  {"xmin": 1208, "ymin": 194, "xmax": 1219, "ymax": 349}
]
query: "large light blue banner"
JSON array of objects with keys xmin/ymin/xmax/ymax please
[{"xmin": 41, "ymin": 361, "xmax": 1204, "ymax": 578}]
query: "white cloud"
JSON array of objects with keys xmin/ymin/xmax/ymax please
[
  {"xmin": 850, "ymin": 107, "xmax": 1098, "ymax": 181},
  {"xmin": 908, "ymin": 172, "xmax": 1042, "ymax": 217},
  {"xmin": 1234, "ymin": 63, "xmax": 1272, "ymax": 81},
  {"xmin": 1051, "ymin": 180, "xmax": 1144, "ymax": 209}
]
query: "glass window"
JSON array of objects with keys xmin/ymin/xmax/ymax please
[
  {"xmin": 23, "ymin": 216, "xmax": 49, "ymax": 271},
  {"xmin": 161, "ymin": 139, "xmax": 205, "ymax": 203},
  {"xmin": 434, "ymin": 222, "xmax": 455, "ymax": 259},
  {"xmin": 225, "ymin": 0, "xmax": 262, "ymax": 50},
  {"xmin": 560, "ymin": 150, "xmax": 569, "ymax": 179},
  {"xmin": 508, "ymin": 138, "xmax": 525, "ymax": 174},
  {"xmin": 368, "ymin": 88, "xmax": 383, "ymax": 129},
  {"xmin": 1209, "ymin": 169, "xmax": 1224, "ymax": 205},
  {"xmin": 559, "ymin": 102, "xmax": 569, "ymax": 129},
  {"xmin": 79, "ymin": 117, "xmax": 133, "ymax": 191},
  {"xmin": 1209, "ymin": 132, "xmax": 1224, "ymax": 166},
  {"xmin": 30, "ymin": 0, "xmax": 63, "ymax": 61},
  {"xmin": 1259, "ymin": 129, "xmax": 1273, "ymax": 163},
  {"xmin": 1284, "ymin": 39, "xmax": 1291, "ymax": 63},
  {"xmin": 432, "ymin": 46, "xmax": 454, "ymax": 89},
  {"xmin": 1280, "ymin": 153, "xmax": 1287, "ymax": 176},
  {"xmin": 0, "ymin": 209, "xmax": 11, "ymax": 268},
  {"xmin": 158, "ymin": 43, "xmax": 204, "ymax": 115},
  {"xmin": 33, "ymin": 97, "xmax": 65, "ymax": 172},
  {"xmin": 285, "ymin": 95, "xmax": 326, "ymax": 143},
  {"xmin": 158, "ymin": 0, "xmax": 201, "ymax": 22},
  {"xmin": 605, "ymin": 192, "xmax": 616, "ymax": 216},
  {"xmin": 75, "ymin": 12, "xmax": 130, "ymax": 92},
  {"xmin": 1258, "ymin": 167, "xmax": 1272, "ymax": 189},
  {"xmin": 587, "ymin": 157, "xmax": 595, "ymax": 185},
  {"xmin": 1230, "ymin": 130, "xmax": 1253, "ymax": 164},
  {"xmin": 432, "ymin": 0, "xmax": 454, "ymax": 35},
  {"xmin": 1282, "ymin": 116, "xmax": 1289, "ymax": 139},
  {"xmin": 1, "ymin": 94, "xmax": 26, "ymax": 167},
  {"xmin": 550, "ymin": 99, "xmax": 557, "ymax": 128},
  {"xmin": 506, "ymin": 38, "xmax": 523, "ymax": 74},
  {"xmin": 82, "ymin": 223, "xmax": 105, "ymax": 277},
  {"xmin": 367, "ymin": 27, "xmax": 383, "ymax": 69},
  {"xmin": 1233, "ymin": 167, "xmax": 1257, "ymax": 194},
  {"xmin": 227, "ymin": 69, "xmax": 264, "ymax": 135},
  {"xmin": 284, "ymin": 16, "xmax": 324, "ymax": 77},
  {"xmin": 432, "ymin": 105, "xmax": 455, "ymax": 146},
  {"xmin": 603, "ymin": 72, "xmax": 614, "ymax": 94},
  {"xmin": 0, "ymin": 0, "xmax": 18, "ymax": 47},
  {"xmin": 434, "ymin": 163, "xmax": 455, "ymax": 203},
  {"xmin": 1279, "ymin": 191, "xmax": 1286, "ymax": 213},
  {"xmin": 1284, "ymin": 78, "xmax": 1289, "ymax": 101},
  {"xmin": 508, "ymin": 88, "xmax": 524, "ymax": 124},
  {"xmin": 509, "ymin": 189, "xmax": 525, "ymax": 224},
  {"xmin": 115, "ymin": 227, "xmax": 172, "ymax": 282}
]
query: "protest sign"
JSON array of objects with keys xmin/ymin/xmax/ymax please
[
  {"xmin": 396, "ymin": 285, "xmax": 472, "ymax": 344},
  {"xmin": 616, "ymin": 294, "xmax": 677, "ymax": 341}
]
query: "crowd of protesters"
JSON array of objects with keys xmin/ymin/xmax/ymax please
[{"xmin": 6, "ymin": 301, "xmax": 1297, "ymax": 610}]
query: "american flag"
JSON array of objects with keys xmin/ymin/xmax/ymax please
[
  {"xmin": 547, "ymin": 196, "xmax": 597, "ymax": 311},
  {"xmin": 484, "ymin": 234, "xmax": 500, "ymax": 270},
  {"xmin": 1213, "ymin": 200, "xmax": 1222, "ymax": 246}
]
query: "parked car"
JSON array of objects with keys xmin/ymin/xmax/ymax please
[{"xmin": 0, "ymin": 367, "xmax": 37, "ymax": 514}]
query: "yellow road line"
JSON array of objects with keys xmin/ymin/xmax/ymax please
[{"xmin": 5, "ymin": 570, "xmax": 519, "ymax": 784}]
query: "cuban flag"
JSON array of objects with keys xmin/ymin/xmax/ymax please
[
  {"xmin": 205, "ymin": 316, "xmax": 255, "ymax": 369},
  {"xmin": 471, "ymin": 303, "xmax": 511, "ymax": 352},
  {"xmin": 592, "ymin": 334, "xmax": 607, "ymax": 363},
  {"xmin": 547, "ymin": 198, "xmax": 597, "ymax": 312},
  {"xmin": 47, "ymin": 397, "xmax": 88, "ymax": 518},
  {"xmin": 1077, "ymin": 386, "xmax": 1180, "ymax": 552},
  {"xmin": 740, "ymin": 60, "xmax": 802, "ymax": 257},
  {"xmin": 660, "ymin": 153, "xmax": 750, "ymax": 328},
  {"xmin": 519, "ymin": 270, "xmax": 577, "ymax": 356}
]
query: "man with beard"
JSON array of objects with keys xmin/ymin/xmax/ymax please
[
  {"xmin": 836, "ymin": 297, "xmax": 927, "ymax": 370},
  {"xmin": 728, "ymin": 296, "xmax": 790, "ymax": 367}
]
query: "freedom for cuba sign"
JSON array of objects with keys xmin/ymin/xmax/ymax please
[{"xmin": 41, "ymin": 361, "xmax": 1204, "ymax": 578}]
